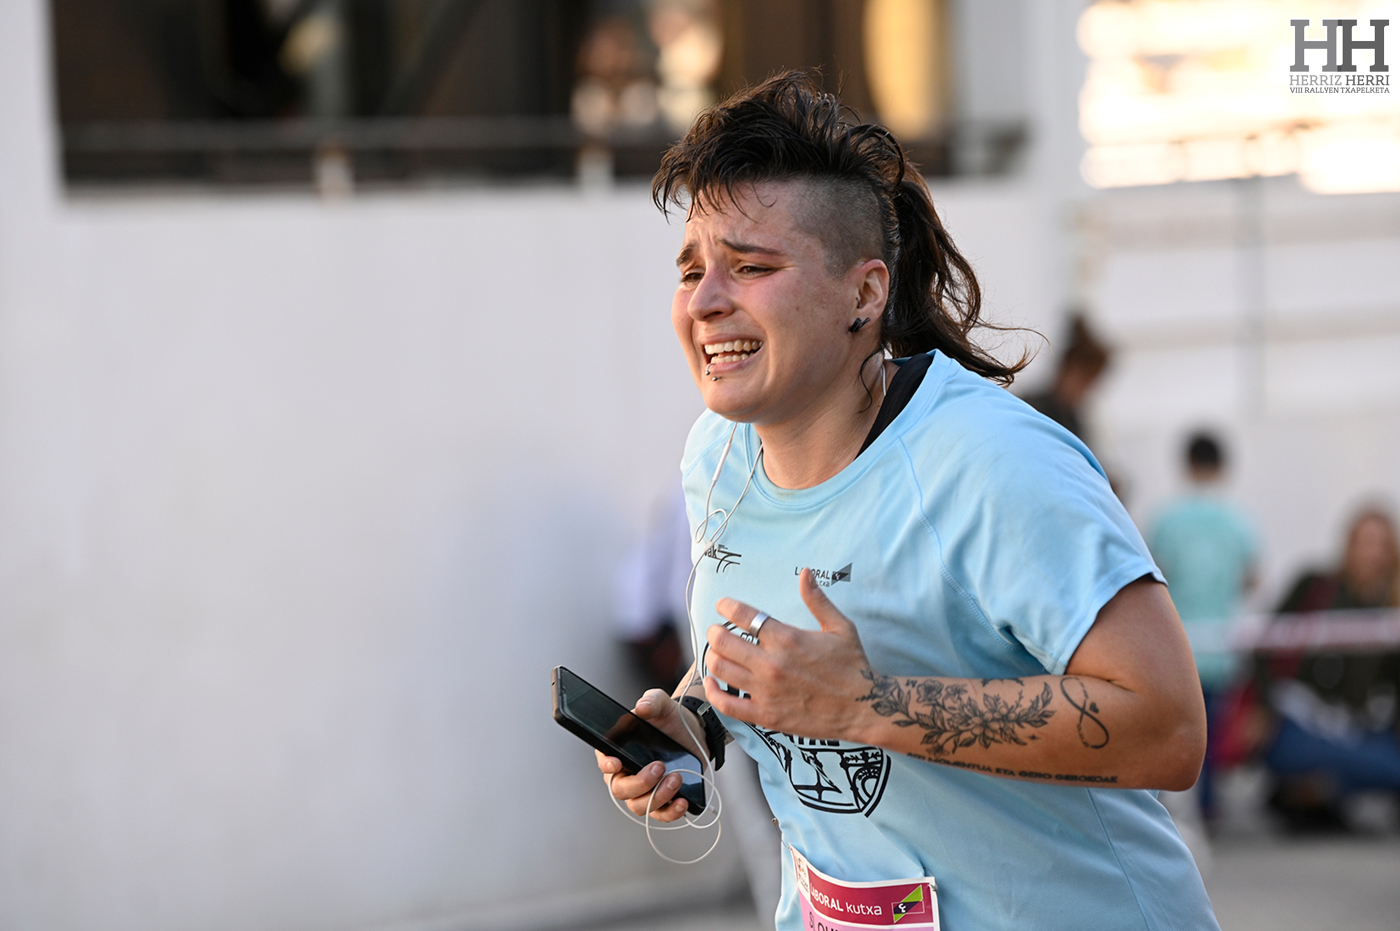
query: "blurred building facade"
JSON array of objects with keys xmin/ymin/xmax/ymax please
[
  {"xmin": 1074, "ymin": 0, "xmax": 1400, "ymax": 602},
  {"xmin": 0, "ymin": 1, "xmax": 1396, "ymax": 930}
]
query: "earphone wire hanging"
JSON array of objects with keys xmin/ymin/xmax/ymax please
[{"xmin": 609, "ymin": 422, "xmax": 764, "ymax": 864}]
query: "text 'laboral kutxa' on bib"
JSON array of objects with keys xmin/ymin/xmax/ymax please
[{"xmin": 791, "ymin": 845, "xmax": 939, "ymax": 930}]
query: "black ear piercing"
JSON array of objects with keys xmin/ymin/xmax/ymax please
[{"xmin": 848, "ymin": 317, "xmax": 871, "ymax": 333}]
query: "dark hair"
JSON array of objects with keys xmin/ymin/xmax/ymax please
[
  {"xmin": 652, "ymin": 71, "xmax": 1027, "ymax": 385},
  {"xmin": 1186, "ymin": 432, "xmax": 1223, "ymax": 470},
  {"xmin": 1343, "ymin": 505, "xmax": 1400, "ymax": 607},
  {"xmin": 1059, "ymin": 314, "xmax": 1111, "ymax": 378}
]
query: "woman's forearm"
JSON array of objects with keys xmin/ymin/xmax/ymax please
[
  {"xmin": 847, "ymin": 669, "xmax": 1201, "ymax": 789},
  {"xmin": 702, "ymin": 576, "xmax": 1207, "ymax": 791}
]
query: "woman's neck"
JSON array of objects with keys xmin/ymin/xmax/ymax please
[{"xmin": 753, "ymin": 360, "xmax": 891, "ymax": 489}]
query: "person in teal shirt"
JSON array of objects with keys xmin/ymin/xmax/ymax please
[{"xmin": 1149, "ymin": 432, "xmax": 1258, "ymax": 820}]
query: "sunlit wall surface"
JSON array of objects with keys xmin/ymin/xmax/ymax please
[{"xmin": 1079, "ymin": 0, "xmax": 1400, "ymax": 193}]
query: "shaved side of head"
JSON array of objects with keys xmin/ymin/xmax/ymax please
[{"xmin": 788, "ymin": 177, "xmax": 886, "ymax": 276}]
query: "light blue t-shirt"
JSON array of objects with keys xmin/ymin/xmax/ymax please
[
  {"xmin": 1148, "ymin": 494, "xmax": 1257, "ymax": 689},
  {"xmin": 681, "ymin": 352, "xmax": 1217, "ymax": 931}
]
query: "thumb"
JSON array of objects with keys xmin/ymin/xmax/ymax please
[
  {"xmin": 633, "ymin": 688, "xmax": 675, "ymax": 721},
  {"xmin": 799, "ymin": 568, "xmax": 857, "ymax": 637}
]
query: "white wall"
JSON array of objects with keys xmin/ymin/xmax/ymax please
[
  {"xmin": 0, "ymin": 185, "xmax": 751, "ymax": 931},
  {"xmin": 1, "ymin": 4, "xmax": 734, "ymax": 928}
]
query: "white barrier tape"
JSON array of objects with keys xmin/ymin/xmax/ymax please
[{"xmin": 1227, "ymin": 608, "xmax": 1400, "ymax": 652}]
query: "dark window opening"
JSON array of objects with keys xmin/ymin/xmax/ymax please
[{"xmin": 50, "ymin": 0, "xmax": 1027, "ymax": 191}]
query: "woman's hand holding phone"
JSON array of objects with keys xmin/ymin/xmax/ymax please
[{"xmin": 595, "ymin": 688, "xmax": 705, "ymax": 822}]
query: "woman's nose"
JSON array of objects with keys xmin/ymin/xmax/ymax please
[{"xmin": 687, "ymin": 269, "xmax": 732, "ymax": 319}]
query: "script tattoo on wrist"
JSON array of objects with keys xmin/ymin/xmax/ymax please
[
  {"xmin": 909, "ymin": 753, "xmax": 1120, "ymax": 784},
  {"xmin": 857, "ymin": 669, "xmax": 1056, "ymax": 757}
]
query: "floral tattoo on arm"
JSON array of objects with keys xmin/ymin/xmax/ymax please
[{"xmin": 857, "ymin": 669, "xmax": 1057, "ymax": 757}]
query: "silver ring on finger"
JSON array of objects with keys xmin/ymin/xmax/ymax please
[{"xmin": 749, "ymin": 611, "xmax": 770, "ymax": 641}]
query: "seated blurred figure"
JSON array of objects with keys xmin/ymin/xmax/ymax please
[
  {"xmin": 1258, "ymin": 507, "xmax": 1400, "ymax": 831},
  {"xmin": 1149, "ymin": 432, "xmax": 1259, "ymax": 826},
  {"xmin": 1279, "ymin": 508, "xmax": 1400, "ymax": 613}
]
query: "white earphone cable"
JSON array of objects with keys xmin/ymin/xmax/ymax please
[{"xmin": 611, "ymin": 422, "xmax": 763, "ymax": 864}]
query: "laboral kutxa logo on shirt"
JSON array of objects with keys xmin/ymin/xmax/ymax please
[{"xmin": 795, "ymin": 562, "xmax": 852, "ymax": 586}]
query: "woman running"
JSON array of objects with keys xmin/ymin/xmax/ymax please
[{"xmin": 598, "ymin": 72, "xmax": 1218, "ymax": 931}]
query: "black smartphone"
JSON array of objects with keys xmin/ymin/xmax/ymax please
[{"xmin": 552, "ymin": 665, "xmax": 706, "ymax": 814}]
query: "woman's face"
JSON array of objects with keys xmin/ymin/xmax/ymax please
[
  {"xmin": 671, "ymin": 181, "xmax": 884, "ymax": 430},
  {"xmin": 1343, "ymin": 513, "xmax": 1400, "ymax": 598}
]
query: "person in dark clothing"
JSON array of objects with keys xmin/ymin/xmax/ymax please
[
  {"xmin": 1022, "ymin": 313, "xmax": 1111, "ymax": 445},
  {"xmin": 1256, "ymin": 507, "xmax": 1400, "ymax": 831},
  {"xmin": 1279, "ymin": 508, "xmax": 1400, "ymax": 613}
]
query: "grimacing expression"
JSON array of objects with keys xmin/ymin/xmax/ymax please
[{"xmin": 671, "ymin": 181, "xmax": 887, "ymax": 429}]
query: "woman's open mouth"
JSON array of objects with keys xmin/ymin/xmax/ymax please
[{"xmin": 704, "ymin": 339, "xmax": 764, "ymax": 365}]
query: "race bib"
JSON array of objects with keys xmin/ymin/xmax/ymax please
[{"xmin": 790, "ymin": 845, "xmax": 940, "ymax": 930}]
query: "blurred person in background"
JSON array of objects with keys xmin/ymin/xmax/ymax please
[
  {"xmin": 572, "ymin": 14, "xmax": 659, "ymax": 140},
  {"xmin": 1254, "ymin": 506, "xmax": 1400, "ymax": 831},
  {"xmin": 1149, "ymin": 432, "xmax": 1259, "ymax": 821},
  {"xmin": 1279, "ymin": 508, "xmax": 1400, "ymax": 613},
  {"xmin": 596, "ymin": 72, "xmax": 1216, "ymax": 931},
  {"xmin": 614, "ymin": 487, "xmax": 693, "ymax": 693},
  {"xmin": 1021, "ymin": 313, "xmax": 1111, "ymax": 448}
]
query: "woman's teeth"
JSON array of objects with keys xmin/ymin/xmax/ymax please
[{"xmin": 704, "ymin": 339, "xmax": 762, "ymax": 364}]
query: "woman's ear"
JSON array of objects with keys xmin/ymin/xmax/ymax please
[{"xmin": 853, "ymin": 258, "xmax": 889, "ymax": 319}]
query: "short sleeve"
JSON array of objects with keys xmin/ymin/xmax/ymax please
[{"xmin": 908, "ymin": 388, "xmax": 1161, "ymax": 675}]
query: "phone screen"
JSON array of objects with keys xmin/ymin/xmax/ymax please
[
  {"xmin": 563, "ymin": 680, "xmax": 656, "ymax": 755},
  {"xmin": 553, "ymin": 666, "xmax": 706, "ymax": 812}
]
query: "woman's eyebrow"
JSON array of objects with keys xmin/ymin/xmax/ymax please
[
  {"xmin": 728, "ymin": 238, "xmax": 784, "ymax": 256},
  {"xmin": 675, "ymin": 238, "xmax": 784, "ymax": 267},
  {"xmin": 669, "ymin": 236, "xmax": 784, "ymax": 268},
  {"xmin": 718, "ymin": 237, "xmax": 783, "ymax": 257}
]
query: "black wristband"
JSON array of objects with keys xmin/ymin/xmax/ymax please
[{"xmin": 679, "ymin": 696, "xmax": 728, "ymax": 771}]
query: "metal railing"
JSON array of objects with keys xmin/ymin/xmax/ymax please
[{"xmin": 58, "ymin": 116, "xmax": 1027, "ymax": 187}]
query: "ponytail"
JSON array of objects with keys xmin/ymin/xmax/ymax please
[{"xmin": 881, "ymin": 176, "xmax": 1024, "ymax": 384}]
